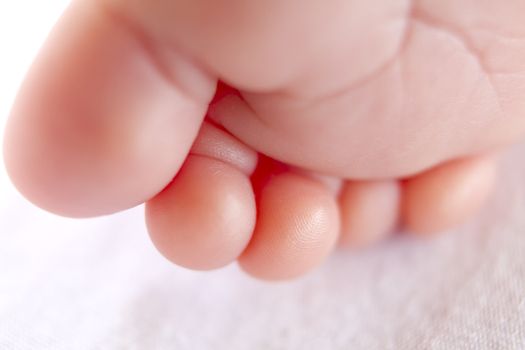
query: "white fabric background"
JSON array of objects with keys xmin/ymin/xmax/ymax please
[{"xmin": 1, "ymin": 1, "xmax": 525, "ymax": 349}]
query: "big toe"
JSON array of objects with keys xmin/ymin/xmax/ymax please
[{"xmin": 3, "ymin": 0, "xmax": 215, "ymax": 217}]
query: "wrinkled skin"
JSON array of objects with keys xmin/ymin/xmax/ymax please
[
  {"xmin": 4, "ymin": 0, "xmax": 524, "ymax": 279},
  {"xmin": 120, "ymin": 0, "xmax": 525, "ymax": 177}
]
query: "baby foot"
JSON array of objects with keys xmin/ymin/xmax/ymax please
[
  {"xmin": 3, "ymin": 0, "xmax": 524, "ymax": 280},
  {"xmin": 147, "ymin": 118, "xmax": 497, "ymax": 280}
]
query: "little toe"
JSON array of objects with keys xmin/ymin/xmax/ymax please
[
  {"xmin": 145, "ymin": 122, "xmax": 257, "ymax": 270},
  {"xmin": 239, "ymin": 172, "xmax": 340, "ymax": 281},
  {"xmin": 339, "ymin": 180, "xmax": 400, "ymax": 248},
  {"xmin": 402, "ymin": 155, "xmax": 497, "ymax": 235}
]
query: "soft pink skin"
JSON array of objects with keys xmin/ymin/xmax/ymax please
[
  {"xmin": 3, "ymin": 0, "xmax": 523, "ymax": 279},
  {"xmin": 207, "ymin": 1, "xmax": 525, "ymax": 178},
  {"xmin": 239, "ymin": 173, "xmax": 340, "ymax": 280},
  {"xmin": 339, "ymin": 180, "xmax": 401, "ymax": 248},
  {"xmin": 402, "ymin": 156, "xmax": 497, "ymax": 235},
  {"xmin": 146, "ymin": 122, "xmax": 258, "ymax": 271},
  {"xmin": 118, "ymin": 0, "xmax": 525, "ymax": 178},
  {"xmin": 3, "ymin": 1, "xmax": 215, "ymax": 217},
  {"xmin": 146, "ymin": 155, "xmax": 256, "ymax": 270}
]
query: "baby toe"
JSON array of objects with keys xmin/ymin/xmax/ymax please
[
  {"xmin": 401, "ymin": 155, "xmax": 497, "ymax": 235},
  {"xmin": 239, "ymin": 172, "xmax": 340, "ymax": 281},
  {"xmin": 339, "ymin": 180, "xmax": 400, "ymax": 248},
  {"xmin": 145, "ymin": 122, "xmax": 257, "ymax": 270},
  {"xmin": 3, "ymin": 1, "xmax": 214, "ymax": 217}
]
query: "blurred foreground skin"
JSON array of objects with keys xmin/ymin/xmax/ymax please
[{"xmin": 3, "ymin": 0, "xmax": 524, "ymax": 280}]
